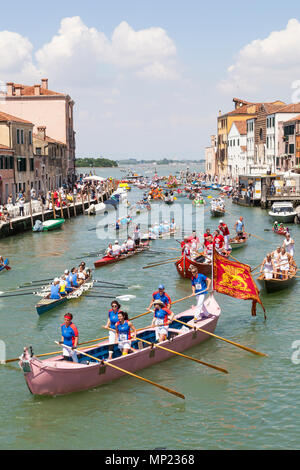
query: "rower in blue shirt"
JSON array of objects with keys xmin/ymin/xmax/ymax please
[
  {"xmin": 70, "ymin": 267, "xmax": 79, "ymax": 287},
  {"xmin": 64, "ymin": 270, "xmax": 73, "ymax": 293},
  {"xmin": 234, "ymin": 216, "xmax": 245, "ymax": 240},
  {"xmin": 190, "ymin": 266, "xmax": 211, "ymax": 321},
  {"xmin": 104, "ymin": 300, "xmax": 121, "ymax": 359},
  {"xmin": 50, "ymin": 278, "xmax": 61, "ymax": 300}
]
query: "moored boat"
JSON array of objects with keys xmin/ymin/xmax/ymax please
[
  {"xmin": 19, "ymin": 295, "xmax": 221, "ymax": 396},
  {"xmin": 268, "ymin": 202, "xmax": 297, "ymax": 224},
  {"xmin": 94, "ymin": 243, "xmax": 150, "ymax": 268},
  {"xmin": 175, "ymin": 254, "xmax": 211, "ymax": 279},
  {"xmin": 42, "ymin": 219, "xmax": 65, "ymax": 231},
  {"xmin": 35, "ymin": 277, "xmax": 93, "ymax": 315}
]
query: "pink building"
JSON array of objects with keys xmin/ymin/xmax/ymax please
[{"xmin": 2, "ymin": 79, "xmax": 75, "ymax": 183}]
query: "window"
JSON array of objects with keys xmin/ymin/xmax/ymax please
[
  {"xmin": 17, "ymin": 158, "xmax": 27, "ymax": 172},
  {"xmin": 36, "ymin": 147, "xmax": 42, "ymax": 155},
  {"xmin": 289, "ymin": 144, "xmax": 295, "ymax": 154},
  {"xmin": 30, "ymin": 158, "xmax": 34, "ymax": 171},
  {"xmin": 29, "ymin": 131, "xmax": 32, "ymax": 145},
  {"xmin": 259, "ymin": 128, "xmax": 263, "ymax": 140},
  {"xmin": 17, "ymin": 129, "xmax": 20, "ymax": 144},
  {"xmin": 21, "ymin": 129, "xmax": 24, "ymax": 144}
]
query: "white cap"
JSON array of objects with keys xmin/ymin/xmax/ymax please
[
  {"xmin": 115, "ymin": 240, "xmax": 119, "ymax": 244},
  {"xmin": 219, "ymin": 220, "xmax": 223, "ymax": 224},
  {"xmin": 54, "ymin": 277, "xmax": 60, "ymax": 283},
  {"xmin": 64, "ymin": 269, "xmax": 69, "ymax": 274}
]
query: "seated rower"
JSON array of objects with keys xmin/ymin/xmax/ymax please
[
  {"xmin": 106, "ymin": 243, "xmax": 114, "ymax": 257},
  {"xmin": 126, "ymin": 236, "xmax": 135, "ymax": 251},
  {"xmin": 112, "ymin": 240, "xmax": 121, "ymax": 257},
  {"xmin": 59, "ymin": 276, "xmax": 68, "ymax": 296},
  {"xmin": 77, "ymin": 265, "xmax": 86, "ymax": 285},
  {"xmin": 0, "ymin": 256, "xmax": 4, "ymax": 267},
  {"xmin": 151, "ymin": 299, "xmax": 174, "ymax": 343},
  {"xmin": 279, "ymin": 247, "xmax": 290, "ymax": 280},
  {"xmin": 79, "ymin": 261, "xmax": 89, "ymax": 279},
  {"xmin": 50, "ymin": 278, "xmax": 61, "ymax": 300},
  {"xmin": 273, "ymin": 220, "xmax": 279, "ymax": 231},
  {"xmin": 260, "ymin": 254, "xmax": 275, "ymax": 280},
  {"xmin": 120, "ymin": 241, "xmax": 128, "ymax": 254},
  {"xmin": 70, "ymin": 267, "xmax": 79, "ymax": 288},
  {"xmin": 64, "ymin": 270, "xmax": 73, "ymax": 293},
  {"xmin": 272, "ymin": 246, "xmax": 282, "ymax": 279}
]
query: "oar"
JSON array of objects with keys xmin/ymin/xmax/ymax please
[
  {"xmin": 85, "ymin": 295, "xmax": 117, "ymax": 299},
  {"xmin": 173, "ymin": 319, "xmax": 267, "ymax": 357},
  {"xmin": 94, "ymin": 280, "xmax": 128, "ymax": 287},
  {"xmin": 251, "ymin": 262, "xmax": 263, "ymax": 273},
  {"xmin": 145, "ymin": 256, "xmax": 181, "ymax": 264},
  {"xmin": 0, "ymin": 291, "xmax": 39, "ymax": 299},
  {"xmin": 135, "ymin": 336, "xmax": 228, "ymax": 374},
  {"xmin": 247, "ymin": 233, "xmax": 268, "ymax": 242},
  {"xmin": 20, "ymin": 278, "xmax": 53, "ymax": 286},
  {"xmin": 55, "ymin": 342, "xmax": 185, "ymax": 400},
  {"xmin": 92, "ymin": 286, "xmax": 128, "ymax": 290},
  {"xmin": 143, "ymin": 259, "xmax": 180, "ymax": 269}
]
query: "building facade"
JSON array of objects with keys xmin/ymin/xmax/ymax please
[
  {"xmin": 205, "ymin": 135, "xmax": 217, "ymax": 176},
  {"xmin": 1, "ymin": 79, "xmax": 75, "ymax": 183},
  {"xmin": 227, "ymin": 121, "xmax": 247, "ymax": 179}
]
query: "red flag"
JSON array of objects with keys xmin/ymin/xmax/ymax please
[{"xmin": 213, "ymin": 248, "xmax": 266, "ymax": 318}]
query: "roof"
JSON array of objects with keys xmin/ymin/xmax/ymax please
[
  {"xmin": 233, "ymin": 121, "xmax": 247, "ymax": 135},
  {"xmin": 0, "ymin": 110, "xmax": 33, "ymax": 125},
  {"xmin": 8, "ymin": 83, "xmax": 63, "ymax": 97},
  {"xmin": 0, "ymin": 144, "xmax": 14, "ymax": 152},
  {"xmin": 283, "ymin": 114, "xmax": 300, "ymax": 124},
  {"xmin": 220, "ymin": 100, "xmax": 286, "ymax": 118},
  {"xmin": 33, "ymin": 133, "xmax": 66, "ymax": 146}
]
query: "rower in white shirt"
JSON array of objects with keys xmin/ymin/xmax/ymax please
[
  {"xmin": 112, "ymin": 240, "xmax": 121, "ymax": 257},
  {"xmin": 126, "ymin": 236, "xmax": 135, "ymax": 251}
]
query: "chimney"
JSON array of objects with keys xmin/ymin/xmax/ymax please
[
  {"xmin": 41, "ymin": 78, "xmax": 48, "ymax": 90},
  {"xmin": 6, "ymin": 82, "xmax": 14, "ymax": 96},
  {"xmin": 34, "ymin": 84, "xmax": 41, "ymax": 96},
  {"xmin": 15, "ymin": 86, "xmax": 22, "ymax": 96},
  {"xmin": 37, "ymin": 126, "xmax": 46, "ymax": 140}
]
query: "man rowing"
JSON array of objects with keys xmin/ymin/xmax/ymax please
[
  {"xmin": 151, "ymin": 299, "xmax": 174, "ymax": 343},
  {"xmin": 260, "ymin": 254, "xmax": 275, "ymax": 280},
  {"xmin": 218, "ymin": 220, "xmax": 230, "ymax": 250},
  {"xmin": 234, "ymin": 216, "xmax": 245, "ymax": 240},
  {"xmin": 126, "ymin": 236, "xmax": 135, "ymax": 251},
  {"xmin": 50, "ymin": 278, "xmax": 61, "ymax": 300},
  {"xmin": 112, "ymin": 240, "xmax": 121, "ymax": 257},
  {"xmin": 282, "ymin": 233, "xmax": 295, "ymax": 258},
  {"xmin": 190, "ymin": 266, "xmax": 211, "ymax": 321}
]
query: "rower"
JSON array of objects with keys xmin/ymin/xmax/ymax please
[
  {"xmin": 115, "ymin": 311, "xmax": 136, "ymax": 356},
  {"xmin": 112, "ymin": 240, "xmax": 121, "ymax": 257},
  {"xmin": 104, "ymin": 300, "xmax": 121, "ymax": 360},
  {"xmin": 126, "ymin": 236, "xmax": 135, "ymax": 251},
  {"xmin": 59, "ymin": 276, "xmax": 68, "ymax": 296},
  {"xmin": 0, "ymin": 256, "xmax": 4, "ymax": 267},
  {"xmin": 64, "ymin": 269, "xmax": 73, "ymax": 293},
  {"xmin": 120, "ymin": 241, "xmax": 128, "ymax": 254},
  {"xmin": 50, "ymin": 278, "xmax": 61, "ymax": 300},
  {"xmin": 77, "ymin": 265, "xmax": 86, "ymax": 285},
  {"xmin": 59, "ymin": 313, "xmax": 79, "ymax": 362},
  {"xmin": 190, "ymin": 266, "xmax": 211, "ymax": 321},
  {"xmin": 106, "ymin": 243, "xmax": 114, "ymax": 257},
  {"xmin": 80, "ymin": 261, "xmax": 90, "ymax": 279},
  {"xmin": 282, "ymin": 233, "xmax": 295, "ymax": 258},
  {"xmin": 218, "ymin": 220, "xmax": 230, "ymax": 251},
  {"xmin": 280, "ymin": 247, "xmax": 290, "ymax": 280},
  {"xmin": 203, "ymin": 235, "xmax": 214, "ymax": 262},
  {"xmin": 273, "ymin": 220, "xmax": 279, "ymax": 231},
  {"xmin": 213, "ymin": 229, "xmax": 225, "ymax": 255},
  {"xmin": 170, "ymin": 218, "xmax": 176, "ymax": 232},
  {"xmin": 151, "ymin": 299, "xmax": 174, "ymax": 343},
  {"xmin": 260, "ymin": 254, "xmax": 275, "ymax": 280},
  {"xmin": 272, "ymin": 246, "xmax": 282, "ymax": 279},
  {"xmin": 148, "ymin": 284, "xmax": 171, "ymax": 310},
  {"xmin": 70, "ymin": 267, "xmax": 79, "ymax": 288},
  {"xmin": 133, "ymin": 225, "xmax": 141, "ymax": 247},
  {"xmin": 234, "ymin": 216, "xmax": 245, "ymax": 240}
]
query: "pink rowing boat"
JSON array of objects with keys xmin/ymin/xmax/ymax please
[{"xmin": 19, "ymin": 295, "xmax": 220, "ymax": 396}]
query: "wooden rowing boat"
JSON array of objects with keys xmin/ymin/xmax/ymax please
[
  {"xmin": 257, "ymin": 268, "xmax": 297, "ymax": 293},
  {"xmin": 210, "ymin": 208, "xmax": 225, "ymax": 217},
  {"xmin": 229, "ymin": 234, "xmax": 248, "ymax": 250},
  {"xmin": 35, "ymin": 276, "xmax": 93, "ymax": 315},
  {"xmin": 19, "ymin": 294, "xmax": 221, "ymax": 396},
  {"xmin": 94, "ymin": 242, "xmax": 150, "ymax": 268},
  {"xmin": 272, "ymin": 227, "xmax": 289, "ymax": 236},
  {"xmin": 175, "ymin": 254, "xmax": 212, "ymax": 279}
]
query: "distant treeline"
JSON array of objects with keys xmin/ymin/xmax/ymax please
[
  {"xmin": 117, "ymin": 158, "xmax": 204, "ymax": 165},
  {"xmin": 75, "ymin": 158, "xmax": 118, "ymax": 168}
]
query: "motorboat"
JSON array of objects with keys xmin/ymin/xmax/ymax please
[{"xmin": 268, "ymin": 202, "xmax": 297, "ymax": 223}]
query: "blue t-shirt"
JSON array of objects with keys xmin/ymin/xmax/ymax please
[
  {"xmin": 236, "ymin": 220, "xmax": 244, "ymax": 232},
  {"xmin": 191, "ymin": 274, "xmax": 207, "ymax": 294},
  {"xmin": 50, "ymin": 284, "xmax": 60, "ymax": 300},
  {"xmin": 153, "ymin": 291, "xmax": 171, "ymax": 306},
  {"xmin": 61, "ymin": 323, "xmax": 78, "ymax": 347},
  {"xmin": 108, "ymin": 309, "xmax": 120, "ymax": 330},
  {"xmin": 71, "ymin": 273, "xmax": 78, "ymax": 287}
]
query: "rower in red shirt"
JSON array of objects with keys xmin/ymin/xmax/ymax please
[{"xmin": 218, "ymin": 220, "xmax": 230, "ymax": 250}]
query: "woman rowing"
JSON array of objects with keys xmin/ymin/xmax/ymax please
[
  {"xmin": 115, "ymin": 311, "xmax": 136, "ymax": 355},
  {"xmin": 260, "ymin": 254, "xmax": 275, "ymax": 280},
  {"xmin": 279, "ymin": 247, "xmax": 290, "ymax": 280},
  {"xmin": 104, "ymin": 300, "xmax": 121, "ymax": 359},
  {"xmin": 151, "ymin": 299, "xmax": 174, "ymax": 343},
  {"xmin": 282, "ymin": 233, "xmax": 295, "ymax": 258}
]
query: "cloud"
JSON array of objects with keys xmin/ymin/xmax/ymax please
[{"xmin": 219, "ymin": 18, "xmax": 300, "ymax": 96}]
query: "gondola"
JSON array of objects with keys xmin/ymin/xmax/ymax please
[
  {"xmin": 35, "ymin": 276, "xmax": 93, "ymax": 315},
  {"xmin": 19, "ymin": 295, "xmax": 221, "ymax": 396},
  {"xmin": 229, "ymin": 234, "xmax": 249, "ymax": 250},
  {"xmin": 175, "ymin": 254, "xmax": 212, "ymax": 279},
  {"xmin": 94, "ymin": 242, "xmax": 149, "ymax": 268},
  {"xmin": 210, "ymin": 208, "xmax": 225, "ymax": 217}
]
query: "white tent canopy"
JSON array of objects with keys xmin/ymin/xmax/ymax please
[{"xmin": 83, "ymin": 176, "xmax": 106, "ymax": 182}]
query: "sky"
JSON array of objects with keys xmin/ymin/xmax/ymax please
[{"xmin": 1, "ymin": 0, "xmax": 300, "ymax": 160}]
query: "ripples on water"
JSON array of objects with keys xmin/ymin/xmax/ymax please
[{"xmin": 0, "ymin": 164, "xmax": 299, "ymax": 449}]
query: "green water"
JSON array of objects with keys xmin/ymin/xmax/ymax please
[{"xmin": 0, "ymin": 165, "xmax": 299, "ymax": 450}]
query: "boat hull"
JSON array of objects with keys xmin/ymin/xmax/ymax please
[
  {"xmin": 42, "ymin": 219, "xmax": 65, "ymax": 231},
  {"xmin": 268, "ymin": 212, "xmax": 296, "ymax": 223},
  {"xmin": 94, "ymin": 243, "xmax": 149, "ymax": 268},
  {"xmin": 21, "ymin": 295, "xmax": 220, "ymax": 396},
  {"xmin": 210, "ymin": 209, "xmax": 225, "ymax": 217},
  {"xmin": 175, "ymin": 255, "xmax": 211, "ymax": 279},
  {"xmin": 257, "ymin": 276, "xmax": 296, "ymax": 293}
]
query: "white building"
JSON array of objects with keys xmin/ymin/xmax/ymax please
[{"xmin": 227, "ymin": 121, "xmax": 247, "ymax": 179}]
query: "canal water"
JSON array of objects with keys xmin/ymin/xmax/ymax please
[{"xmin": 0, "ymin": 164, "xmax": 299, "ymax": 450}]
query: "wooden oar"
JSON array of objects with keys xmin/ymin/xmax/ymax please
[
  {"xmin": 251, "ymin": 262, "xmax": 263, "ymax": 272},
  {"xmin": 94, "ymin": 280, "xmax": 128, "ymax": 287},
  {"xmin": 173, "ymin": 319, "xmax": 267, "ymax": 357},
  {"xmin": 135, "ymin": 336, "xmax": 228, "ymax": 374},
  {"xmin": 247, "ymin": 233, "xmax": 268, "ymax": 242},
  {"xmin": 56, "ymin": 343, "xmax": 185, "ymax": 400},
  {"xmin": 143, "ymin": 258, "xmax": 180, "ymax": 269}
]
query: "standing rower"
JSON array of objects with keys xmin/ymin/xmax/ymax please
[
  {"xmin": 104, "ymin": 300, "xmax": 121, "ymax": 359},
  {"xmin": 59, "ymin": 313, "xmax": 79, "ymax": 362},
  {"xmin": 115, "ymin": 311, "xmax": 136, "ymax": 356},
  {"xmin": 218, "ymin": 220, "xmax": 230, "ymax": 251},
  {"xmin": 151, "ymin": 300, "xmax": 174, "ymax": 343},
  {"xmin": 282, "ymin": 233, "xmax": 295, "ymax": 258},
  {"xmin": 234, "ymin": 216, "xmax": 245, "ymax": 240},
  {"xmin": 190, "ymin": 266, "xmax": 211, "ymax": 321},
  {"xmin": 149, "ymin": 284, "xmax": 171, "ymax": 310}
]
